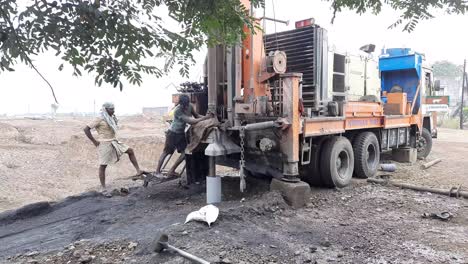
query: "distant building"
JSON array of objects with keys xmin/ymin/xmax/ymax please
[
  {"xmin": 438, "ymin": 77, "xmax": 462, "ymax": 108},
  {"xmin": 142, "ymin": 106, "xmax": 170, "ymax": 116}
]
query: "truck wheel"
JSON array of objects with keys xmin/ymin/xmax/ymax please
[
  {"xmin": 300, "ymin": 138, "xmax": 326, "ymax": 186},
  {"xmin": 353, "ymin": 132, "xmax": 380, "ymax": 179},
  {"xmin": 417, "ymin": 128, "xmax": 432, "ymax": 159},
  {"xmin": 320, "ymin": 137, "xmax": 354, "ymax": 188}
]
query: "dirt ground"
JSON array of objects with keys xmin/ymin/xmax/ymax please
[
  {"xmin": 1, "ymin": 177, "xmax": 467, "ymax": 264},
  {"xmin": 0, "ymin": 118, "xmax": 468, "ymax": 263},
  {"xmin": 0, "ymin": 116, "xmax": 172, "ymax": 212},
  {"xmin": 386, "ymin": 127, "xmax": 468, "ymax": 189}
]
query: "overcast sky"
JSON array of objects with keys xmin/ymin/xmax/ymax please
[{"xmin": 1, "ymin": 0, "xmax": 467, "ymax": 115}]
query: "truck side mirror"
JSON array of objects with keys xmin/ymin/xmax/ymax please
[{"xmin": 434, "ymin": 80, "xmax": 441, "ymax": 91}]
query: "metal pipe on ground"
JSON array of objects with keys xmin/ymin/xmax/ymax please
[
  {"xmin": 421, "ymin": 158, "xmax": 442, "ymax": 170},
  {"xmin": 153, "ymin": 233, "xmax": 210, "ymax": 264},
  {"xmin": 380, "ymin": 163, "xmax": 396, "ymax": 172},
  {"xmin": 367, "ymin": 178, "xmax": 468, "ymax": 199}
]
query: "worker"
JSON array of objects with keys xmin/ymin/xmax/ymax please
[
  {"xmin": 147, "ymin": 94, "xmax": 212, "ymax": 185},
  {"xmin": 84, "ymin": 102, "xmax": 145, "ymax": 196}
]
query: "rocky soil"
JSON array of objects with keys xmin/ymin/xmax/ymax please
[{"xmin": 2, "ymin": 177, "xmax": 467, "ymax": 264}]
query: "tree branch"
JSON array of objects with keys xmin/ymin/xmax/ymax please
[{"xmin": 0, "ymin": 6, "xmax": 59, "ymax": 104}]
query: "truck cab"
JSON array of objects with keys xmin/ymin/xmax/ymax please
[{"xmin": 421, "ymin": 64, "xmax": 441, "ymax": 138}]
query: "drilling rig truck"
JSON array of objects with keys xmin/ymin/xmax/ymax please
[{"xmin": 171, "ymin": 1, "xmax": 437, "ymax": 203}]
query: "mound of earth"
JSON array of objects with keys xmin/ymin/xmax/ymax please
[{"xmin": 0, "ymin": 122, "xmax": 19, "ymax": 142}]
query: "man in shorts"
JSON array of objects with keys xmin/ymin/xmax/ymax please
[{"xmin": 149, "ymin": 95, "xmax": 212, "ymax": 184}]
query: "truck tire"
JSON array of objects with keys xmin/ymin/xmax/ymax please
[
  {"xmin": 417, "ymin": 128, "xmax": 432, "ymax": 159},
  {"xmin": 352, "ymin": 132, "xmax": 380, "ymax": 179},
  {"xmin": 300, "ymin": 137, "xmax": 326, "ymax": 186},
  {"xmin": 320, "ymin": 136, "xmax": 354, "ymax": 188}
]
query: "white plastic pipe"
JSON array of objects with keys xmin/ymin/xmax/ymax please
[{"xmin": 206, "ymin": 156, "xmax": 221, "ymax": 204}]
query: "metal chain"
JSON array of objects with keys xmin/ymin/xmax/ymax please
[
  {"xmin": 240, "ymin": 127, "xmax": 245, "ymax": 166},
  {"xmin": 239, "ymin": 127, "xmax": 246, "ymax": 192}
]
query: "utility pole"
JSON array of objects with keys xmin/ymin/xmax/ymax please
[
  {"xmin": 460, "ymin": 59, "xmax": 467, "ymax": 129},
  {"xmin": 363, "ymin": 56, "xmax": 368, "ymax": 96},
  {"xmin": 360, "ymin": 44, "xmax": 376, "ymax": 96}
]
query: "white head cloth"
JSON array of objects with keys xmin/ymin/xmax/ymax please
[{"xmin": 101, "ymin": 102, "xmax": 118, "ymax": 133}]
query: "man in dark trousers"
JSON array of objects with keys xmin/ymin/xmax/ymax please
[{"xmin": 145, "ymin": 94, "xmax": 211, "ymax": 186}]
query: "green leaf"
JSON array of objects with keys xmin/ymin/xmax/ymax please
[
  {"xmin": 115, "ymin": 46, "xmax": 124, "ymax": 57},
  {"xmin": 121, "ymin": 54, "xmax": 130, "ymax": 65},
  {"xmin": 145, "ymin": 49, "xmax": 154, "ymax": 56}
]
